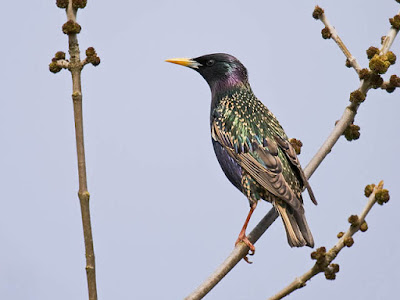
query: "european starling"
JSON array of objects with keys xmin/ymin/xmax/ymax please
[{"xmin": 166, "ymin": 53, "xmax": 317, "ymax": 261}]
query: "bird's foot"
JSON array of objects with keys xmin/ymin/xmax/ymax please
[{"xmin": 235, "ymin": 234, "xmax": 255, "ymax": 264}]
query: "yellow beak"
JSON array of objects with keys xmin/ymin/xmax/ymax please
[{"xmin": 165, "ymin": 57, "xmax": 201, "ymax": 69}]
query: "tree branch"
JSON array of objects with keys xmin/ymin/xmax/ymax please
[
  {"xmin": 67, "ymin": 4, "xmax": 97, "ymax": 300},
  {"xmin": 184, "ymin": 7, "xmax": 400, "ymax": 300},
  {"xmin": 269, "ymin": 182, "xmax": 386, "ymax": 300},
  {"xmin": 51, "ymin": 1, "xmax": 98, "ymax": 299},
  {"xmin": 315, "ymin": 7, "xmax": 362, "ymax": 74}
]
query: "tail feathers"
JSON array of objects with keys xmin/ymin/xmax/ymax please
[{"xmin": 273, "ymin": 200, "xmax": 314, "ymax": 248}]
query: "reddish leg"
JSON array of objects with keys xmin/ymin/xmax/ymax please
[{"xmin": 235, "ymin": 202, "xmax": 257, "ymax": 263}]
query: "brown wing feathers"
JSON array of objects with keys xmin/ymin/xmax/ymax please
[
  {"xmin": 212, "ymin": 122, "xmax": 303, "ymax": 211},
  {"xmin": 274, "ymin": 135, "xmax": 318, "ymax": 205}
]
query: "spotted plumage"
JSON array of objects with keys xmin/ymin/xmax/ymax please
[{"xmin": 166, "ymin": 53, "xmax": 317, "ymax": 258}]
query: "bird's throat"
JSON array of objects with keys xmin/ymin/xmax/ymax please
[
  {"xmin": 210, "ymin": 76, "xmax": 249, "ymax": 100},
  {"xmin": 210, "ymin": 81, "xmax": 251, "ymax": 114}
]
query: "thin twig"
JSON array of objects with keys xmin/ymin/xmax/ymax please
[
  {"xmin": 184, "ymin": 8, "xmax": 400, "ymax": 300},
  {"xmin": 68, "ymin": 4, "xmax": 98, "ymax": 299},
  {"xmin": 381, "ymin": 12, "xmax": 400, "ymax": 54},
  {"xmin": 53, "ymin": 2, "xmax": 98, "ymax": 299},
  {"xmin": 81, "ymin": 58, "xmax": 89, "ymax": 66},
  {"xmin": 317, "ymin": 9, "xmax": 362, "ymax": 74},
  {"xmin": 269, "ymin": 182, "xmax": 384, "ymax": 300}
]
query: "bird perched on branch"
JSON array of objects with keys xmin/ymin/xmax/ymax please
[{"xmin": 166, "ymin": 53, "xmax": 317, "ymax": 262}]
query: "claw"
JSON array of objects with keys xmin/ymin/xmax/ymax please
[
  {"xmin": 243, "ymin": 256, "xmax": 253, "ymax": 264},
  {"xmin": 235, "ymin": 235, "xmax": 255, "ymax": 251},
  {"xmin": 235, "ymin": 234, "xmax": 256, "ymax": 264}
]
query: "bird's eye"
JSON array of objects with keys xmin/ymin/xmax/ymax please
[{"xmin": 206, "ymin": 59, "xmax": 215, "ymax": 67}]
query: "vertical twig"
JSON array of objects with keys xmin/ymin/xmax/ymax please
[
  {"xmin": 67, "ymin": 3, "xmax": 97, "ymax": 299},
  {"xmin": 50, "ymin": 1, "xmax": 101, "ymax": 299}
]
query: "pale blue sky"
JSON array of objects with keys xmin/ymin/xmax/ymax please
[{"xmin": 1, "ymin": 1, "xmax": 399, "ymax": 299}]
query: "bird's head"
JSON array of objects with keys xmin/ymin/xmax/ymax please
[{"xmin": 166, "ymin": 53, "xmax": 249, "ymax": 94}]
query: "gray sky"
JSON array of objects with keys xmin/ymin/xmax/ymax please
[{"xmin": 1, "ymin": 1, "xmax": 399, "ymax": 299}]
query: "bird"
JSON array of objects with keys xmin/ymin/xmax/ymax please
[{"xmin": 166, "ymin": 53, "xmax": 317, "ymax": 262}]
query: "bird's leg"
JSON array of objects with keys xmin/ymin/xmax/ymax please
[{"xmin": 235, "ymin": 201, "xmax": 257, "ymax": 263}]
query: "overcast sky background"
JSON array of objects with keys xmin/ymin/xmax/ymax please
[{"xmin": 1, "ymin": 1, "xmax": 399, "ymax": 299}]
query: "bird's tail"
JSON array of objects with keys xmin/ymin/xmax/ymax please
[{"xmin": 272, "ymin": 199, "xmax": 314, "ymax": 248}]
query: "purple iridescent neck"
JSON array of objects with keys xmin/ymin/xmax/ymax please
[
  {"xmin": 209, "ymin": 73, "xmax": 251, "ymax": 112},
  {"xmin": 212, "ymin": 76, "xmax": 246, "ymax": 96},
  {"xmin": 209, "ymin": 68, "xmax": 249, "ymax": 99}
]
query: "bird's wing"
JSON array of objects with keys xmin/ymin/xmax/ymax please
[
  {"xmin": 212, "ymin": 120, "xmax": 303, "ymax": 212},
  {"xmin": 274, "ymin": 135, "xmax": 318, "ymax": 205}
]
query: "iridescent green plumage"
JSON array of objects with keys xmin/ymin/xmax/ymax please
[{"xmin": 213, "ymin": 86, "xmax": 303, "ymax": 201}]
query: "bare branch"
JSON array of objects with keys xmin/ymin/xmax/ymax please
[
  {"xmin": 315, "ymin": 7, "xmax": 362, "ymax": 74},
  {"xmin": 67, "ymin": 3, "xmax": 97, "ymax": 299},
  {"xmin": 184, "ymin": 8, "xmax": 400, "ymax": 300},
  {"xmin": 52, "ymin": 1, "xmax": 98, "ymax": 299},
  {"xmin": 269, "ymin": 182, "xmax": 385, "ymax": 300},
  {"xmin": 381, "ymin": 12, "xmax": 400, "ymax": 54}
]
